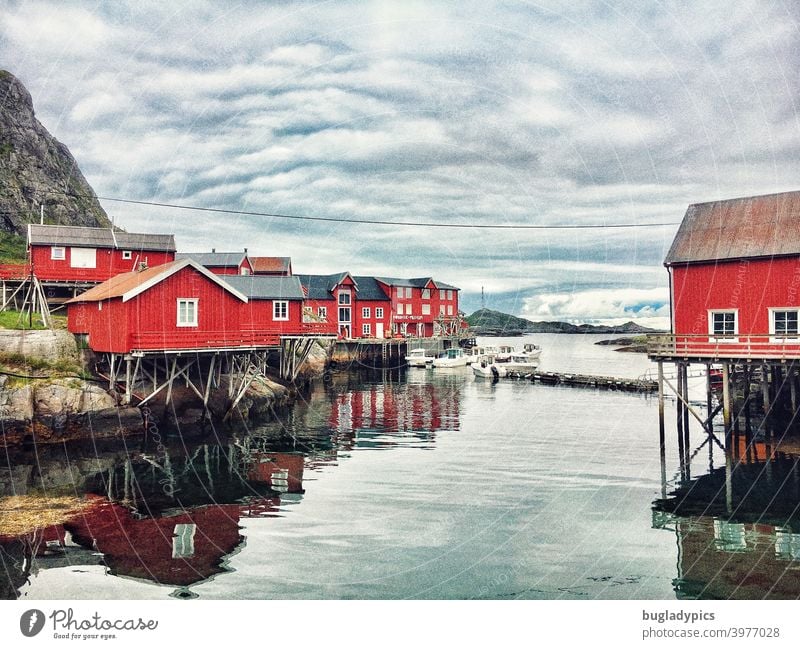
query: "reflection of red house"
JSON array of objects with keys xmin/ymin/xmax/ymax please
[
  {"xmin": 246, "ymin": 452, "xmax": 305, "ymax": 493},
  {"xmin": 674, "ymin": 516, "xmax": 800, "ymax": 599},
  {"xmin": 27, "ymin": 224, "xmax": 176, "ymax": 284},
  {"xmin": 328, "ymin": 382, "xmax": 459, "ymax": 433}
]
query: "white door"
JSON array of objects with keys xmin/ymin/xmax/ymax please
[
  {"xmin": 376, "ymin": 323, "xmax": 384, "ymax": 339},
  {"xmin": 70, "ymin": 247, "xmax": 96, "ymax": 268}
]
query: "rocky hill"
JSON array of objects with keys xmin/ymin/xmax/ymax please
[
  {"xmin": 0, "ymin": 70, "xmax": 110, "ymax": 236},
  {"xmin": 466, "ymin": 308, "xmax": 664, "ymax": 335}
]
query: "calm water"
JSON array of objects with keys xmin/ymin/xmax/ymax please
[{"xmin": 1, "ymin": 334, "xmax": 796, "ymax": 599}]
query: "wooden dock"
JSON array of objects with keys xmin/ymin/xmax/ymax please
[{"xmin": 487, "ymin": 369, "xmax": 658, "ymax": 392}]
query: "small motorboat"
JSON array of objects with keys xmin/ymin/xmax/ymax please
[
  {"xmin": 503, "ymin": 352, "xmax": 540, "ymax": 373},
  {"xmin": 405, "ymin": 348, "xmax": 435, "ymax": 367},
  {"xmin": 432, "ymin": 347, "xmax": 468, "ymax": 368},
  {"xmin": 472, "ymin": 356, "xmax": 507, "ymax": 378}
]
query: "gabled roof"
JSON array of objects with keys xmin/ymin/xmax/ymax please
[
  {"xmin": 66, "ymin": 259, "xmax": 248, "ymax": 304},
  {"xmin": 175, "ymin": 252, "xmax": 248, "ymax": 267},
  {"xmin": 665, "ymin": 190, "xmax": 800, "ymax": 266},
  {"xmin": 28, "ymin": 224, "xmax": 176, "ymax": 251},
  {"xmin": 296, "ymin": 273, "xmax": 357, "ymax": 299},
  {"xmin": 249, "ymin": 256, "xmax": 292, "ymax": 274},
  {"xmin": 222, "ymin": 275, "xmax": 305, "ymax": 300}
]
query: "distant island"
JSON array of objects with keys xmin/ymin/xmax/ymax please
[{"xmin": 465, "ymin": 308, "xmax": 666, "ymax": 336}]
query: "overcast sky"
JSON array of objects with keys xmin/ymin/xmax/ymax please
[{"xmin": 3, "ymin": 1, "xmax": 799, "ymax": 326}]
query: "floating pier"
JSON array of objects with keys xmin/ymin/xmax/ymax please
[{"xmin": 530, "ymin": 370, "xmax": 658, "ymax": 392}]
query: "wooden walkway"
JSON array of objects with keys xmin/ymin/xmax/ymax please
[{"xmin": 488, "ymin": 369, "xmax": 658, "ymax": 392}]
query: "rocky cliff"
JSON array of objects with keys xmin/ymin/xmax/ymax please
[{"xmin": 0, "ymin": 70, "xmax": 110, "ymax": 235}]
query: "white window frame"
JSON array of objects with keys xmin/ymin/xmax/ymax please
[
  {"xmin": 318, "ymin": 306, "xmax": 328, "ymax": 320},
  {"xmin": 421, "ymin": 303, "xmax": 431, "ymax": 315},
  {"xmin": 338, "ymin": 289, "xmax": 351, "ymax": 305},
  {"xmin": 447, "ymin": 305, "xmax": 453, "ymax": 316},
  {"xmin": 339, "ymin": 306, "xmax": 351, "ymax": 324},
  {"xmin": 51, "ymin": 246, "xmax": 66, "ymax": 260},
  {"xmin": 770, "ymin": 308, "xmax": 800, "ymax": 342},
  {"xmin": 362, "ymin": 323, "xmax": 371, "ymax": 337},
  {"xmin": 362, "ymin": 307, "xmax": 370, "ymax": 318},
  {"xmin": 376, "ymin": 307, "xmax": 384, "ymax": 319},
  {"xmin": 439, "ymin": 305, "xmax": 445, "ymax": 315},
  {"xmin": 421, "ymin": 288, "xmax": 431, "ymax": 300},
  {"xmin": 240, "ymin": 267, "xmax": 250, "ymax": 275},
  {"xmin": 121, "ymin": 250, "xmax": 133, "ymax": 260},
  {"xmin": 708, "ymin": 309, "xmax": 737, "ymax": 343},
  {"xmin": 404, "ymin": 287, "xmax": 412, "ymax": 298},
  {"xmin": 70, "ymin": 247, "xmax": 96, "ymax": 269},
  {"xmin": 396, "ymin": 287, "xmax": 403, "ymax": 298},
  {"xmin": 177, "ymin": 298, "xmax": 198, "ymax": 327},
  {"xmin": 273, "ymin": 300, "xmax": 289, "ymax": 321}
]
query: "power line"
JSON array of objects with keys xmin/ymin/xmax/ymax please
[{"xmin": 90, "ymin": 195, "xmax": 679, "ymax": 230}]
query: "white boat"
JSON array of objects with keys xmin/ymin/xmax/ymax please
[
  {"xmin": 432, "ymin": 347, "xmax": 468, "ymax": 368},
  {"xmin": 405, "ymin": 348, "xmax": 435, "ymax": 367},
  {"xmin": 494, "ymin": 345, "xmax": 516, "ymax": 362},
  {"xmin": 502, "ymin": 352, "xmax": 540, "ymax": 373},
  {"xmin": 519, "ymin": 343, "xmax": 542, "ymax": 361},
  {"xmin": 472, "ymin": 356, "xmax": 507, "ymax": 378},
  {"xmin": 464, "ymin": 345, "xmax": 499, "ymax": 365}
]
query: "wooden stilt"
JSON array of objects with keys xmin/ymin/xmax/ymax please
[{"xmin": 722, "ymin": 362, "xmax": 732, "ymax": 438}]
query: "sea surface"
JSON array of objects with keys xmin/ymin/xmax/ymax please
[{"xmin": 1, "ymin": 334, "xmax": 795, "ymax": 599}]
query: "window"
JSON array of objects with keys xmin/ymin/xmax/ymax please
[
  {"xmin": 318, "ymin": 306, "xmax": 328, "ymax": 320},
  {"xmin": 447, "ymin": 305, "xmax": 453, "ymax": 316},
  {"xmin": 404, "ymin": 287, "xmax": 412, "ymax": 298},
  {"xmin": 422, "ymin": 304, "xmax": 431, "ymax": 315},
  {"xmin": 241, "ymin": 267, "xmax": 250, "ymax": 275},
  {"xmin": 339, "ymin": 307, "xmax": 351, "ymax": 323},
  {"xmin": 177, "ymin": 299, "xmax": 198, "ymax": 327},
  {"xmin": 362, "ymin": 324, "xmax": 371, "ymax": 336},
  {"xmin": 70, "ymin": 247, "xmax": 96, "ymax": 268},
  {"xmin": 338, "ymin": 290, "xmax": 351, "ymax": 305},
  {"xmin": 439, "ymin": 305, "xmax": 445, "ymax": 315},
  {"xmin": 121, "ymin": 250, "xmax": 132, "ymax": 260},
  {"xmin": 51, "ymin": 246, "xmax": 65, "ymax": 260},
  {"xmin": 447, "ymin": 290, "xmax": 453, "ymax": 300},
  {"xmin": 709, "ymin": 310, "xmax": 736, "ymax": 341},
  {"xmin": 273, "ymin": 300, "xmax": 289, "ymax": 321},
  {"xmin": 406, "ymin": 304, "xmax": 413, "ymax": 315},
  {"xmin": 98, "ymin": 301, "xmax": 102, "ymax": 311},
  {"xmin": 172, "ymin": 523, "xmax": 196, "ymax": 559},
  {"xmin": 422, "ymin": 289, "xmax": 431, "ymax": 299},
  {"xmin": 771, "ymin": 309, "xmax": 799, "ymax": 341},
  {"xmin": 376, "ymin": 308, "xmax": 384, "ymax": 319},
  {"xmin": 362, "ymin": 307, "xmax": 370, "ymax": 318}
]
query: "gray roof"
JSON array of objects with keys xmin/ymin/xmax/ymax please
[
  {"xmin": 175, "ymin": 252, "xmax": 247, "ymax": 267},
  {"xmin": 351, "ymin": 276, "xmax": 391, "ymax": 300},
  {"xmin": 223, "ymin": 275, "xmax": 305, "ymax": 299},
  {"xmin": 665, "ymin": 190, "xmax": 800, "ymax": 265},
  {"xmin": 375, "ymin": 276, "xmax": 459, "ymax": 291},
  {"xmin": 296, "ymin": 273, "xmax": 350, "ymax": 300},
  {"xmin": 28, "ymin": 224, "xmax": 176, "ymax": 251}
]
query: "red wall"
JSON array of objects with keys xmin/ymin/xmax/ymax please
[
  {"xmin": 377, "ymin": 282, "xmax": 460, "ymax": 337},
  {"xmin": 672, "ymin": 257, "xmax": 800, "ymax": 336},
  {"xmin": 31, "ymin": 245, "xmax": 174, "ymax": 283},
  {"xmin": 303, "ymin": 298, "xmax": 338, "ymax": 335}
]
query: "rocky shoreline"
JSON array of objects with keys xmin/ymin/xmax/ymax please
[{"xmin": 0, "ymin": 330, "xmax": 331, "ymax": 447}]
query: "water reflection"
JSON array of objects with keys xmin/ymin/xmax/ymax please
[
  {"xmin": 0, "ymin": 368, "xmax": 461, "ymax": 599},
  {"xmin": 653, "ymin": 432, "xmax": 800, "ymax": 599}
]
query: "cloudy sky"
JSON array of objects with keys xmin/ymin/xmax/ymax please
[{"xmin": 3, "ymin": 1, "xmax": 799, "ymax": 326}]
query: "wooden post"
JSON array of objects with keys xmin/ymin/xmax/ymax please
[
  {"xmin": 681, "ymin": 363, "xmax": 690, "ymax": 475},
  {"xmin": 705, "ymin": 363, "xmax": 713, "ymax": 428},
  {"xmin": 722, "ymin": 362, "xmax": 732, "ymax": 437},
  {"xmin": 676, "ymin": 363, "xmax": 686, "ymax": 482},
  {"xmin": 790, "ymin": 363, "xmax": 797, "ymax": 414},
  {"xmin": 657, "ymin": 361, "xmax": 665, "ymax": 449},
  {"xmin": 762, "ymin": 363, "xmax": 770, "ymax": 415},
  {"xmin": 124, "ymin": 357, "xmax": 132, "ymax": 405}
]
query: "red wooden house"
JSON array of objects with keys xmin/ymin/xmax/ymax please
[
  {"xmin": 658, "ymin": 190, "xmax": 800, "ymax": 359},
  {"xmin": 374, "ymin": 277, "xmax": 461, "ymax": 337},
  {"xmin": 66, "ymin": 258, "xmax": 269, "ymax": 354},
  {"xmin": 27, "ymin": 224, "xmax": 176, "ymax": 284},
  {"xmin": 249, "ymin": 256, "xmax": 292, "ymax": 276},
  {"xmin": 222, "ymin": 274, "xmax": 310, "ymax": 336},
  {"xmin": 175, "ymin": 250, "xmax": 253, "ymax": 275},
  {"xmin": 297, "ymin": 273, "xmax": 392, "ymax": 339}
]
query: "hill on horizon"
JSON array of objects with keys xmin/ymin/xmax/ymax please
[{"xmin": 466, "ymin": 308, "xmax": 665, "ymax": 334}]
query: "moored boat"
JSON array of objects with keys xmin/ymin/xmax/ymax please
[
  {"xmin": 405, "ymin": 348, "xmax": 435, "ymax": 367},
  {"xmin": 432, "ymin": 347, "xmax": 468, "ymax": 368},
  {"xmin": 472, "ymin": 356, "xmax": 507, "ymax": 378}
]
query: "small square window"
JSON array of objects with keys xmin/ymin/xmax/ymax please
[
  {"xmin": 51, "ymin": 246, "xmax": 65, "ymax": 260},
  {"xmin": 318, "ymin": 306, "xmax": 328, "ymax": 320},
  {"xmin": 362, "ymin": 323, "xmax": 371, "ymax": 337},
  {"xmin": 338, "ymin": 291, "xmax": 351, "ymax": 305},
  {"xmin": 376, "ymin": 308, "xmax": 384, "ymax": 319},
  {"xmin": 422, "ymin": 289, "xmax": 431, "ymax": 299},
  {"xmin": 709, "ymin": 311, "xmax": 736, "ymax": 341},
  {"xmin": 422, "ymin": 304, "xmax": 431, "ymax": 315},
  {"xmin": 121, "ymin": 250, "xmax": 133, "ymax": 260},
  {"xmin": 362, "ymin": 307, "xmax": 370, "ymax": 318}
]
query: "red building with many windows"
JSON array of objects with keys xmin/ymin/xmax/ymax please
[{"xmin": 375, "ymin": 277, "xmax": 461, "ymax": 338}]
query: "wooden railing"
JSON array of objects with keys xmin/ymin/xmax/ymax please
[
  {"xmin": 130, "ymin": 324, "xmax": 333, "ymax": 351},
  {"xmin": 0, "ymin": 263, "xmax": 30, "ymax": 280},
  {"xmin": 647, "ymin": 334, "xmax": 800, "ymax": 360}
]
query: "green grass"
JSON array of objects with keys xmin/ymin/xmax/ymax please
[
  {"xmin": 0, "ymin": 232, "xmax": 27, "ymax": 263},
  {"xmin": 0, "ymin": 309, "xmax": 48, "ymax": 330}
]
